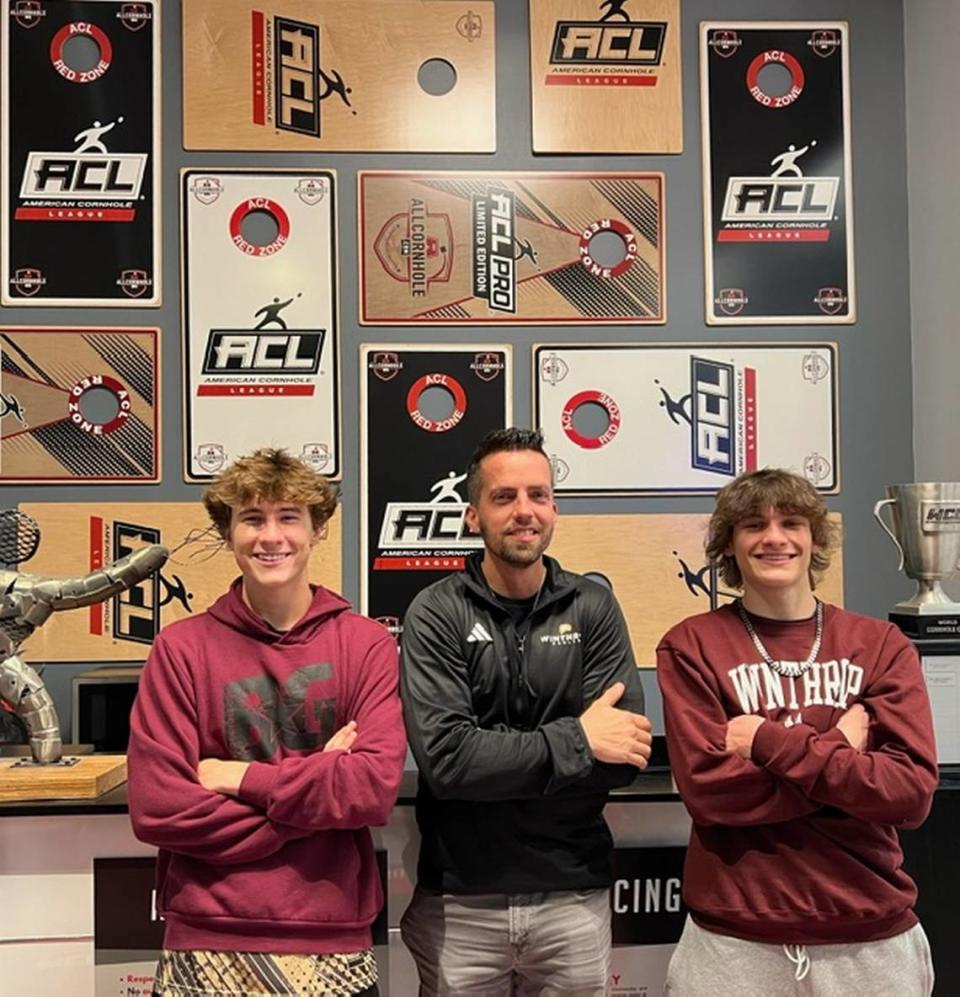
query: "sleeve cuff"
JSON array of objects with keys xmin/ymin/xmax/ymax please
[
  {"xmin": 542, "ymin": 717, "xmax": 594, "ymax": 792},
  {"xmin": 236, "ymin": 761, "xmax": 277, "ymax": 809}
]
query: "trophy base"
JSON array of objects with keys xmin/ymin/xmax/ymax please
[
  {"xmin": 890, "ymin": 611, "xmax": 960, "ymax": 639},
  {"xmin": 0, "ymin": 754, "xmax": 126, "ymax": 802}
]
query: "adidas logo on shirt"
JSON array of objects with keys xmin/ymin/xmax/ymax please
[{"xmin": 466, "ymin": 622, "xmax": 493, "ymax": 643}]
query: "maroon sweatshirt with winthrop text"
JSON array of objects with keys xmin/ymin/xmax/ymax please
[{"xmin": 657, "ymin": 602, "xmax": 938, "ymax": 945}]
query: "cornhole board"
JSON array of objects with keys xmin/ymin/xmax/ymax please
[
  {"xmin": 550, "ymin": 512, "xmax": 844, "ymax": 667},
  {"xmin": 360, "ymin": 344, "xmax": 511, "ymax": 638},
  {"xmin": 530, "ymin": 0, "xmax": 682, "ymax": 153},
  {"xmin": 534, "ymin": 343, "xmax": 839, "ymax": 495},
  {"xmin": 359, "ymin": 171, "xmax": 665, "ymax": 324},
  {"xmin": 181, "ymin": 0, "xmax": 495, "ymax": 152},
  {"xmin": 1, "ymin": 0, "xmax": 160, "ymax": 305},
  {"xmin": 701, "ymin": 22, "xmax": 855, "ymax": 324},
  {"xmin": 181, "ymin": 168, "xmax": 340, "ymax": 482},
  {"xmin": 0, "ymin": 754, "xmax": 127, "ymax": 801},
  {"xmin": 0, "ymin": 327, "xmax": 159, "ymax": 482},
  {"xmin": 18, "ymin": 502, "xmax": 342, "ymax": 661}
]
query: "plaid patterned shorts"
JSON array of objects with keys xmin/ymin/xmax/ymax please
[{"xmin": 152, "ymin": 947, "xmax": 378, "ymax": 996}]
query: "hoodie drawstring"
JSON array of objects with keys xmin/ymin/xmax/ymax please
[{"xmin": 783, "ymin": 943, "xmax": 811, "ymax": 981}]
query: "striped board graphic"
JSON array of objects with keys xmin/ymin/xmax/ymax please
[
  {"xmin": 0, "ymin": 327, "xmax": 159, "ymax": 482},
  {"xmin": 359, "ymin": 171, "xmax": 665, "ymax": 325}
]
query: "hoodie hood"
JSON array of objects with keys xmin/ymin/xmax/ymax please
[{"xmin": 207, "ymin": 578, "xmax": 351, "ymax": 645}]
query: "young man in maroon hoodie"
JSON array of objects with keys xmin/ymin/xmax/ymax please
[
  {"xmin": 128, "ymin": 449, "xmax": 406, "ymax": 997},
  {"xmin": 657, "ymin": 468, "xmax": 938, "ymax": 996}
]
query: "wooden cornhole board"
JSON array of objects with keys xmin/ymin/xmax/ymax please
[
  {"xmin": 0, "ymin": 755, "xmax": 127, "ymax": 802},
  {"xmin": 0, "ymin": 327, "xmax": 159, "ymax": 483},
  {"xmin": 550, "ymin": 512, "xmax": 844, "ymax": 667},
  {"xmin": 530, "ymin": 0, "xmax": 682, "ymax": 153},
  {"xmin": 182, "ymin": 0, "xmax": 495, "ymax": 151},
  {"xmin": 18, "ymin": 502, "xmax": 342, "ymax": 662},
  {"xmin": 359, "ymin": 171, "xmax": 665, "ymax": 324}
]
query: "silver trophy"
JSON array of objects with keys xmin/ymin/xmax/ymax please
[{"xmin": 874, "ymin": 482, "xmax": 960, "ymax": 614}]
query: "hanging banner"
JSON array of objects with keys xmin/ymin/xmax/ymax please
[
  {"xmin": 530, "ymin": 0, "xmax": 682, "ymax": 154},
  {"xmin": 701, "ymin": 22, "xmax": 854, "ymax": 324},
  {"xmin": 182, "ymin": 168, "xmax": 340, "ymax": 482},
  {"xmin": 361, "ymin": 344, "xmax": 511, "ymax": 638},
  {"xmin": 181, "ymin": 0, "xmax": 495, "ymax": 152},
  {"xmin": 360, "ymin": 171, "xmax": 665, "ymax": 325},
  {"xmin": 534, "ymin": 343, "xmax": 839, "ymax": 495},
  {"xmin": 2, "ymin": 0, "xmax": 160, "ymax": 305}
]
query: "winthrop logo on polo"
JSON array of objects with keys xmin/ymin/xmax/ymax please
[{"xmin": 541, "ymin": 623, "xmax": 582, "ymax": 646}]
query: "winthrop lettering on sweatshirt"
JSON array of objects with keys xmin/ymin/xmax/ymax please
[
  {"xmin": 727, "ymin": 658, "xmax": 864, "ymax": 714},
  {"xmin": 224, "ymin": 662, "xmax": 336, "ymax": 759}
]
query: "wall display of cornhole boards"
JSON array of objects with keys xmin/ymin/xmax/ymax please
[
  {"xmin": 17, "ymin": 502, "xmax": 342, "ymax": 662},
  {"xmin": 359, "ymin": 171, "xmax": 665, "ymax": 325},
  {"xmin": 360, "ymin": 344, "xmax": 511, "ymax": 638},
  {"xmin": 701, "ymin": 22, "xmax": 854, "ymax": 324},
  {"xmin": 550, "ymin": 513, "xmax": 844, "ymax": 668},
  {"xmin": 181, "ymin": 0, "xmax": 495, "ymax": 152},
  {"xmin": 0, "ymin": 327, "xmax": 159, "ymax": 482},
  {"xmin": 534, "ymin": 343, "xmax": 839, "ymax": 495},
  {"xmin": 182, "ymin": 168, "xmax": 340, "ymax": 482},
  {"xmin": 529, "ymin": 0, "xmax": 682, "ymax": 154},
  {"xmin": 1, "ymin": 0, "xmax": 160, "ymax": 306}
]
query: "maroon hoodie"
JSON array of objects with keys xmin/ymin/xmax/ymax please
[
  {"xmin": 128, "ymin": 581, "xmax": 406, "ymax": 954},
  {"xmin": 657, "ymin": 602, "xmax": 938, "ymax": 945}
]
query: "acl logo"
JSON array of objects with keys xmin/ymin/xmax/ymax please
[
  {"xmin": 253, "ymin": 14, "xmax": 355, "ymax": 136},
  {"xmin": 655, "ymin": 357, "xmax": 758, "ymax": 477},
  {"xmin": 20, "ymin": 120, "xmax": 145, "ymax": 198},
  {"xmin": 550, "ymin": 20, "xmax": 665, "ymax": 64},
  {"xmin": 691, "ymin": 358, "xmax": 735, "ymax": 474},
  {"xmin": 202, "ymin": 332, "xmax": 324, "ymax": 374},
  {"xmin": 377, "ymin": 475, "xmax": 484, "ymax": 551},
  {"xmin": 720, "ymin": 141, "xmax": 838, "ymax": 238},
  {"xmin": 472, "ymin": 190, "xmax": 519, "ymax": 313}
]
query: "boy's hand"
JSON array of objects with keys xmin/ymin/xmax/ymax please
[
  {"xmin": 324, "ymin": 720, "xmax": 358, "ymax": 752},
  {"xmin": 198, "ymin": 758, "xmax": 250, "ymax": 796},
  {"xmin": 725, "ymin": 714, "xmax": 765, "ymax": 759}
]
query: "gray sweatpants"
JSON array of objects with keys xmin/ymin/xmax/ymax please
[{"xmin": 665, "ymin": 916, "xmax": 934, "ymax": 996}]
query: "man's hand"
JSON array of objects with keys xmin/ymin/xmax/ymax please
[
  {"xmin": 579, "ymin": 682, "xmax": 652, "ymax": 768},
  {"xmin": 725, "ymin": 714, "xmax": 765, "ymax": 759},
  {"xmin": 324, "ymin": 720, "xmax": 358, "ymax": 752},
  {"xmin": 836, "ymin": 702, "xmax": 869, "ymax": 752},
  {"xmin": 198, "ymin": 758, "xmax": 250, "ymax": 796}
]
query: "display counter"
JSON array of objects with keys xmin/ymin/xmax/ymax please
[{"xmin": 2, "ymin": 770, "xmax": 957, "ymax": 996}]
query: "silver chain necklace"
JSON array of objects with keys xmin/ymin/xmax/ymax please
[{"xmin": 736, "ymin": 599, "xmax": 823, "ymax": 678}]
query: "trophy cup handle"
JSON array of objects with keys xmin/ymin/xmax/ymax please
[{"xmin": 873, "ymin": 498, "xmax": 905, "ymax": 571}]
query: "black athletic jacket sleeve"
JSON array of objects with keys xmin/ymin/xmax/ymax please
[{"xmin": 400, "ymin": 563, "xmax": 645, "ymax": 802}]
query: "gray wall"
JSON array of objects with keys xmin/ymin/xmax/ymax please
[
  {"xmin": 2, "ymin": 0, "xmax": 916, "ymax": 738},
  {"xmin": 905, "ymin": 0, "xmax": 960, "ymax": 483}
]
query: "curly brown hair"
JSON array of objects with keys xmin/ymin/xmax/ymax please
[
  {"xmin": 202, "ymin": 448, "xmax": 338, "ymax": 540},
  {"xmin": 706, "ymin": 468, "xmax": 838, "ymax": 589}
]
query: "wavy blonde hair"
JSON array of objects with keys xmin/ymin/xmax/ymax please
[{"xmin": 203, "ymin": 448, "xmax": 338, "ymax": 540}]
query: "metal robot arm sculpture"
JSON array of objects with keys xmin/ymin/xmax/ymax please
[{"xmin": 0, "ymin": 545, "xmax": 169, "ymax": 764}]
